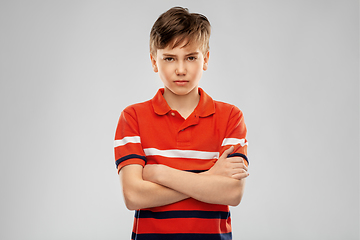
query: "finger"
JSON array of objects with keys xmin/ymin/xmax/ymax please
[
  {"xmin": 232, "ymin": 168, "xmax": 247, "ymax": 175},
  {"xmin": 231, "ymin": 163, "xmax": 248, "ymax": 172},
  {"xmin": 220, "ymin": 146, "xmax": 234, "ymax": 159},
  {"xmin": 227, "ymin": 158, "xmax": 247, "ymax": 169},
  {"xmin": 228, "ymin": 157, "xmax": 249, "ymax": 170},
  {"xmin": 228, "ymin": 157, "xmax": 244, "ymax": 163},
  {"xmin": 232, "ymin": 171, "xmax": 249, "ymax": 180}
]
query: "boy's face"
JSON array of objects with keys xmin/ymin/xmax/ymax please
[{"xmin": 151, "ymin": 40, "xmax": 209, "ymax": 97}]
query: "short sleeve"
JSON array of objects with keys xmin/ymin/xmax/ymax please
[
  {"xmin": 219, "ymin": 106, "xmax": 248, "ymax": 166},
  {"xmin": 114, "ymin": 108, "xmax": 146, "ymax": 174}
]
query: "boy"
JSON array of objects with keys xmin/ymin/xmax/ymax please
[{"xmin": 114, "ymin": 6, "xmax": 249, "ymax": 240}]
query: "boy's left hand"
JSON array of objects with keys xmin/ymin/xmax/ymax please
[{"xmin": 206, "ymin": 146, "xmax": 249, "ymax": 180}]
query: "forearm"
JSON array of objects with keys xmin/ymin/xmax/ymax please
[
  {"xmin": 120, "ymin": 165, "xmax": 188, "ymax": 210},
  {"xmin": 125, "ymin": 179, "xmax": 188, "ymax": 210},
  {"xmin": 150, "ymin": 165, "xmax": 246, "ymax": 206}
]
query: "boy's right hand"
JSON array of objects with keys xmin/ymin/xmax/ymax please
[{"xmin": 205, "ymin": 146, "xmax": 249, "ymax": 180}]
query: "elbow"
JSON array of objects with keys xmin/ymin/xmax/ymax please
[
  {"xmin": 227, "ymin": 180, "xmax": 246, "ymax": 206},
  {"xmin": 228, "ymin": 191, "xmax": 243, "ymax": 206},
  {"xmin": 122, "ymin": 188, "xmax": 141, "ymax": 211},
  {"xmin": 124, "ymin": 198, "xmax": 138, "ymax": 211}
]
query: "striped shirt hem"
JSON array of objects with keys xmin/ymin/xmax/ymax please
[{"xmin": 131, "ymin": 232, "xmax": 232, "ymax": 240}]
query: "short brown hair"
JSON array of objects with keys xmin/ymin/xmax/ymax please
[{"xmin": 150, "ymin": 7, "xmax": 211, "ymax": 56}]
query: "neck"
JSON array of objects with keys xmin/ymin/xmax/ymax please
[{"xmin": 163, "ymin": 87, "xmax": 200, "ymax": 119}]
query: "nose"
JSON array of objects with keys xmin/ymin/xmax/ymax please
[{"xmin": 175, "ymin": 61, "xmax": 186, "ymax": 75}]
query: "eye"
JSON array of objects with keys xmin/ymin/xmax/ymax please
[
  {"xmin": 164, "ymin": 57, "xmax": 174, "ymax": 62},
  {"xmin": 187, "ymin": 56, "xmax": 197, "ymax": 61}
]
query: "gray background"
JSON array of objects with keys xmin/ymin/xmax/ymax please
[{"xmin": 1, "ymin": 0, "xmax": 359, "ymax": 239}]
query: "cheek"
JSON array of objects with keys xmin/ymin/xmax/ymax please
[
  {"xmin": 192, "ymin": 63, "xmax": 204, "ymax": 76},
  {"xmin": 158, "ymin": 66, "xmax": 173, "ymax": 82},
  {"xmin": 159, "ymin": 67, "xmax": 171, "ymax": 78}
]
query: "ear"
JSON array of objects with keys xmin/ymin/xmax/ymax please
[
  {"xmin": 203, "ymin": 51, "xmax": 210, "ymax": 71},
  {"xmin": 150, "ymin": 54, "xmax": 158, "ymax": 73}
]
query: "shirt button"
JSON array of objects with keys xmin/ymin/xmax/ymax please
[{"xmin": 171, "ymin": 112, "xmax": 175, "ymax": 116}]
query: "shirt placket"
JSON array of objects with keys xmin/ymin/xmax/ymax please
[{"xmin": 176, "ymin": 112, "xmax": 200, "ymax": 147}]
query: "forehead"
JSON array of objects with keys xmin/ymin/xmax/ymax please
[{"xmin": 159, "ymin": 39, "xmax": 203, "ymax": 55}]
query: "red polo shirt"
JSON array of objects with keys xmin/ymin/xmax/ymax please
[{"xmin": 114, "ymin": 88, "xmax": 248, "ymax": 240}]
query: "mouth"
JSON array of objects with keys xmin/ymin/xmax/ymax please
[{"xmin": 174, "ymin": 80, "xmax": 189, "ymax": 86}]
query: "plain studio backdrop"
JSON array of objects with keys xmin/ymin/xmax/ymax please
[{"xmin": 0, "ymin": 0, "xmax": 358, "ymax": 239}]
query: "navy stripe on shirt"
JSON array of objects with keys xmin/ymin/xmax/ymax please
[
  {"xmin": 115, "ymin": 154, "xmax": 147, "ymax": 169},
  {"xmin": 135, "ymin": 210, "xmax": 230, "ymax": 219},
  {"xmin": 185, "ymin": 169, "xmax": 207, "ymax": 173},
  {"xmin": 132, "ymin": 232, "xmax": 232, "ymax": 240}
]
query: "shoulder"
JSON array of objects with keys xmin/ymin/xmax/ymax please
[
  {"xmin": 122, "ymin": 99, "xmax": 153, "ymax": 117},
  {"xmin": 213, "ymin": 100, "xmax": 243, "ymax": 117}
]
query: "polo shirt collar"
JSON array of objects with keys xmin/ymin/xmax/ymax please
[{"xmin": 152, "ymin": 88, "xmax": 215, "ymax": 117}]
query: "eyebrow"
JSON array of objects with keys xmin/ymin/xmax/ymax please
[{"xmin": 162, "ymin": 52, "xmax": 200, "ymax": 57}]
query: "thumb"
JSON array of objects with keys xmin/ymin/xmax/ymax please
[{"xmin": 220, "ymin": 146, "xmax": 234, "ymax": 159}]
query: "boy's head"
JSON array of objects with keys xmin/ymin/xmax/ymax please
[{"xmin": 150, "ymin": 7, "xmax": 211, "ymax": 57}]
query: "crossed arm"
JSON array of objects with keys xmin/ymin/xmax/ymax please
[{"xmin": 119, "ymin": 146, "xmax": 249, "ymax": 210}]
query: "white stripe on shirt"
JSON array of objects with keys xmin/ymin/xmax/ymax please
[
  {"xmin": 221, "ymin": 138, "xmax": 248, "ymax": 147},
  {"xmin": 144, "ymin": 148, "xmax": 219, "ymax": 160},
  {"xmin": 114, "ymin": 136, "xmax": 141, "ymax": 148}
]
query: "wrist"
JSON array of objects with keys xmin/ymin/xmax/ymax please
[{"xmin": 153, "ymin": 164, "xmax": 168, "ymax": 184}]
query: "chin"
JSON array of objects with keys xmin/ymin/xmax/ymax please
[
  {"xmin": 164, "ymin": 84, "xmax": 199, "ymax": 97},
  {"xmin": 172, "ymin": 88, "xmax": 195, "ymax": 96}
]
